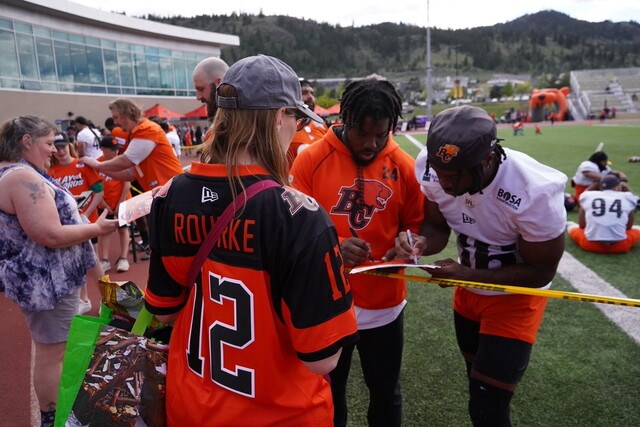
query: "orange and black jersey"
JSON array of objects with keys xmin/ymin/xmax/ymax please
[
  {"xmin": 145, "ymin": 163, "xmax": 357, "ymax": 425},
  {"xmin": 290, "ymin": 126, "xmax": 425, "ymax": 309}
]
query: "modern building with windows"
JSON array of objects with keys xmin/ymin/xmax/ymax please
[{"xmin": 1, "ymin": 0, "xmax": 239, "ymax": 125}]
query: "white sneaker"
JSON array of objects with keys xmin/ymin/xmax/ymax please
[
  {"xmin": 78, "ymin": 299, "xmax": 92, "ymax": 315},
  {"xmin": 116, "ymin": 258, "xmax": 130, "ymax": 272},
  {"xmin": 100, "ymin": 259, "xmax": 111, "ymax": 272}
]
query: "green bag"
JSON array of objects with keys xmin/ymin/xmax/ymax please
[{"xmin": 55, "ymin": 304, "xmax": 167, "ymax": 427}]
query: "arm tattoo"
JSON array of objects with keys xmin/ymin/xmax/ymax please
[{"xmin": 23, "ymin": 181, "xmax": 47, "ymax": 205}]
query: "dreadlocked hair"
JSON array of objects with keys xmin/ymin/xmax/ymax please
[
  {"xmin": 467, "ymin": 143, "xmax": 507, "ymax": 195},
  {"xmin": 339, "ymin": 79, "xmax": 402, "ymax": 131}
]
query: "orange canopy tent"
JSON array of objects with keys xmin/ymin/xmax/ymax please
[
  {"xmin": 314, "ymin": 105, "xmax": 331, "ymax": 116},
  {"xmin": 325, "ymin": 103, "xmax": 340, "ymax": 115},
  {"xmin": 314, "ymin": 103, "xmax": 340, "ymax": 117},
  {"xmin": 143, "ymin": 103, "xmax": 183, "ymax": 120},
  {"xmin": 183, "ymin": 104, "xmax": 208, "ymax": 119}
]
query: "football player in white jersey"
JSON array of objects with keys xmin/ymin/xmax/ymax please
[
  {"xmin": 568, "ymin": 174, "xmax": 640, "ymax": 253},
  {"xmin": 395, "ymin": 106, "xmax": 567, "ymax": 426}
]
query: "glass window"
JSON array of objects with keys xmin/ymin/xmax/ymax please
[
  {"xmin": 58, "ymin": 82, "xmax": 74, "ymax": 92},
  {"xmin": 134, "ymin": 53, "xmax": 147, "ymax": 88},
  {"xmin": 86, "ymin": 46, "xmax": 105, "ymax": 84},
  {"xmin": 52, "ymin": 30, "xmax": 69, "ymax": 41},
  {"xmin": 186, "ymin": 59, "xmax": 197, "ymax": 87},
  {"xmin": 16, "ymin": 34, "xmax": 38, "ymax": 79},
  {"xmin": 122, "ymin": 88, "xmax": 135, "ymax": 95},
  {"xmin": 0, "ymin": 18, "xmax": 13, "ymax": 31},
  {"xmin": 74, "ymin": 84, "xmax": 91, "ymax": 93},
  {"xmin": 14, "ymin": 22, "xmax": 33, "ymax": 35},
  {"xmin": 160, "ymin": 56, "xmax": 174, "ymax": 89},
  {"xmin": 35, "ymin": 37, "xmax": 56, "ymax": 81},
  {"xmin": 117, "ymin": 51, "xmax": 134, "ymax": 87},
  {"xmin": 40, "ymin": 82, "xmax": 58, "ymax": 91},
  {"xmin": 90, "ymin": 85, "xmax": 106, "ymax": 94},
  {"xmin": 34, "ymin": 27, "xmax": 50, "ymax": 38},
  {"xmin": 107, "ymin": 86, "xmax": 122, "ymax": 94},
  {"xmin": 116, "ymin": 42, "xmax": 130, "ymax": 51},
  {"xmin": 102, "ymin": 40, "xmax": 116, "ymax": 49},
  {"xmin": 0, "ymin": 30, "xmax": 19, "ymax": 78},
  {"xmin": 21, "ymin": 80, "xmax": 41, "ymax": 90},
  {"xmin": 68, "ymin": 33, "xmax": 85, "ymax": 44},
  {"xmin": 159, "ymin": 48, "xmax": 171, "ymax": 57},
  {"xmin": 85, "ymin": 36, "xmax": 100, "ymax": 47},
  {"xmin": 69, "ymin": 43, "xmax": 89, "ymax": 83},
  {"xmin": 146, "ymin": 54, "xmax": 160, "ymax": 88},
  {"xmin": 145, "ymin": 46, "xmax": 159, "ymax": 55},
  {"xmin": 1, "ymin": 78, "xmax": 20, "ymax": 89},
  {"xmin": 173, "ymin": 58, "xmax": 187, "ymax": 89},
  {"xmin": 132, "ymin": 44, "xmax": 144, "ymax": 54},
  {"xmin": 172, "ymin": 50, "xmax": 183, "ymax": 58},
  {"xmin": 54, "ymin": 41, "xmax": 73, "ymax": 82},
  {"xmin": 103, "ymin": 49, "xmax": 120, "ymax": 86}
]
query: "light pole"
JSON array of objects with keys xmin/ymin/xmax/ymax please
[{"xmin": 426, "ymin": 0, "xmax": 433, "ymax": 118}]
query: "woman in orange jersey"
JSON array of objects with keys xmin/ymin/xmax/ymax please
[
  {"xmin": 48, "ymin": 133, "xmax": 105, "ymax": 314},
  {"xmin": 144, "ymin": 55, "xmax": 358, "ymax": 426}
]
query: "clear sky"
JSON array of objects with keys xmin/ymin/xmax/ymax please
[{"xmin": 72, "ymin": 0, "xmax": 639, "ymax": 30}]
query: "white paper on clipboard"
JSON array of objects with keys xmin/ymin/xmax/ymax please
[
  {"xmin": 348, "ymin": 260, "xmax": 439, "ymax": 274},
  {"xmin": 117, "ymin": 190, "xmax": 153, "ymax": 226}
]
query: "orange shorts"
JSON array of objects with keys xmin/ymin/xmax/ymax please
[
  {"xmin": 569, "ymin": 227, "xmax": 640, "ymax": 254},
  {"xmin": 453, "ymin": 287, "xmax": 548, "ymax": 344}
]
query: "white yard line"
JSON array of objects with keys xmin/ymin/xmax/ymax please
[
  {"xmin": 404, "ymin": 133, "xmax": 424, "ymax": 151},
  {"xmin": 556, "ymin": 251, "xmax": 640, "ymax": 345}
]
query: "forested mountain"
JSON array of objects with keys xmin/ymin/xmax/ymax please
[{"xmin": 149, "ymin": 10, "xmax": 640, "ymax": 79}]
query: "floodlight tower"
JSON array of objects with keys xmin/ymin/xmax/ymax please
[{"xmin": 426, "ymin": 0, "xmax": 433, "ymax": 117}]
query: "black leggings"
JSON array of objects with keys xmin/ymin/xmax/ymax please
[
  {"xmin": 330, "ymin": 311, "xmax": 404, "ymax": 427},
  {"xmin": 454, "ymin": 311, "xmax": 533, "ymax": 427}
]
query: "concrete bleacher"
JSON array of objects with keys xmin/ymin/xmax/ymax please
[{"xmin": 569, "ymin": 67, "xmax": 640, "ymax": 119}]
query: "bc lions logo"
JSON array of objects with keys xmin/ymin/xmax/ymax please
[
  {"xmin": 436, "ymin": 144, "xmax": 460, "ymax": 164},
  {"xmin": 331, "ymin": 179, "xmax": 392, "ymax": 228}
]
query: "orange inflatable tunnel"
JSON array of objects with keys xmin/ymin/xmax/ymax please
[{"xmin": 528, "ymin": 87, "xmax": 570, "ymax": 122}]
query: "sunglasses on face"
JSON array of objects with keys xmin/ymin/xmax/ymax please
[{"xmin": 286, "ymin": 109, "xmax": 311, "ymax": 131}]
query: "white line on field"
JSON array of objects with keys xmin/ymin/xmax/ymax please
[
  {"xmin": 404, "ymin": 133, "xmax": 424, "ymax": 151},
  {"xmin": 556, "ymin": 251, "xmax": 640, "ymax": 345}
]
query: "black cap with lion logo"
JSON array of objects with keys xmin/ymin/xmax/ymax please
[{"xmin": 427, "ymin": 106, "xmax": 499, "ymax": 170}]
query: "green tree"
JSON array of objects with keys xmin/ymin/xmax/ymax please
[{"xmin": 503, "ymin": 82, "xmax": 515, "ymax": 97}]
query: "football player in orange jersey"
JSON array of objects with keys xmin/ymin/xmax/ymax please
[{"xmin": 290, "ymin": 79, "xmax": 425, "ymax": 427}]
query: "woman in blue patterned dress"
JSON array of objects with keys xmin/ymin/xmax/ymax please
[{"xmin": 0, "ymin": 116, "xmax": 118, "ymax": 427}]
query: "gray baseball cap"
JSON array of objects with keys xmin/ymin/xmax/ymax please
[
  {"xmin": 600, "ymin": 174, "xmax": 620, "ymax": 190},
  {"xmin": 216, "ymin": 54, "xmax": 323, "ymax": 124}
]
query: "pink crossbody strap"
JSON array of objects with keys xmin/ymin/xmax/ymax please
[{"xmin": 186, "ymin": 179, "xmax": 280, "ymax": 288}]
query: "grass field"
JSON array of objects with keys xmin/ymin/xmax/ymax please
[{"xmin": 344, "ymin": 121, "xmax": 640, "ymax": 426}]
